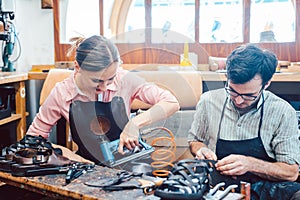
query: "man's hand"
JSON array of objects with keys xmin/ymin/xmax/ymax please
[
  {"xmin": 195, "ymin": 147, "xmax": 217, "ymax": 160},
  {"xmin": 216, "ymin": 155, "xmax": 300, "ymax": 182},
  {"xmin": 215, "ymin": 154, "xmax": 251, "ymax": 176},
  {"xmin": 118, "ymin": 120, "xmax": 140, "ymax": 154}
]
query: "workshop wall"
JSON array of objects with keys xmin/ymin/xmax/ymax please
[{"xmin": 12, "ymin": 0, "xmax": 54, "ymax": 72}]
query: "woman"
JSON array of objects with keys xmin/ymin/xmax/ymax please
[{"xmin": 26, "ymin": 35, "xmax": 179, "ymax": 158}]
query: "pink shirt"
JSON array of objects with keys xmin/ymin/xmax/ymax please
[{"xmin": 27, "ymin": 68, "xmax": 178, "ymax": 138}]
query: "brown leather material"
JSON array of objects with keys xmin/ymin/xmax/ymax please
[
  {"xmin": 12, "ymin": 148, "xmax": 72, "ymax": 166},
  {"xmin": 2, "ymin": 135, "xmax": 55, "ymax": 161},
  {"xmin": 45, "ymin": 150, "xmax": 72, "ymax": 166},
  {"xmin": 13, "ymin": 148, "xmax": 51, "ymax": 165},
  {"xmin": 0, "ymin": 136, "xmax": 81, "ymax": 176},
  {"xmin": 4, "ymin": 154, "xmax": 14, "ymax": 161}
]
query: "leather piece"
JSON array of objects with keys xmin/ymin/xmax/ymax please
[
  {"xmin": 13, "ymin": 148, "xmax": 51, "ymax": 165},
  {"xmin": 12, "ymin": 148, "xmax": 72, "ymax": 166},
  {"xmin": 45, "ymin": 150, "xmax": 72, "ymax": 166}
]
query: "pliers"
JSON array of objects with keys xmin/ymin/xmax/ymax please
[{"xmin": 65, "ymin": 163, "xmax": 95, "ymax": 184}]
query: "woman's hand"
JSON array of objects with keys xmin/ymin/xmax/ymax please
[{"xmin": 118, "ymin": 120, "xmax": 140, "ymax": 154}]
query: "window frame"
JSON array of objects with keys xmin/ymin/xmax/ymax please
[{"xmin": 53, "ymin": 0, "xmax": 300, "ymax": 63}]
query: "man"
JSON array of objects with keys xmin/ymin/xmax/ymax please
[{"xmin": 188, "ymin": 44, "xmax": 300, "ymax": 200}]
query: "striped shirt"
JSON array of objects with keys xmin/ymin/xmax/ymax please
[{"xmin": 188, "ymin": 88, "xmax": 300, "ymax": 165}]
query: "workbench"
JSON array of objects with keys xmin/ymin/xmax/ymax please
[
  {"xmin": 0, "ymin": 164, "xmax": 248, "ymax": 200},
  {"xmin": 0, "ymin": 165, "xmax": 158, "ymax": 200}
]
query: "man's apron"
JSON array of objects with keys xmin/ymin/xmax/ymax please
[{"xmin": 215, "ymin": 96, "xmax": 300, "ymax": 199}]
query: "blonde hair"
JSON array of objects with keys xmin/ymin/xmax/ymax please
[
  {"xmin": 68, "ymin": 35, "xmax": 121, "ymax": 72},
  {"xmin": 67, "ymin": 36, "xmax": 85, "ymax": 57}
]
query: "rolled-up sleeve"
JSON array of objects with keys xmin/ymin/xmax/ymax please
[
  {"xmin": 272, "ymin": 109, "xmax": 300, "ymax": 165},
  {"xmin": 115, "ymin": 70, "xmax": 179, "ymax": 110},
  {"xmin": 134, "ymin": 82, "xmax": 178, "ymax": 105},
  {"xmin": 188, "ymin": 96, "xmax": 209, "ymax": 143}
]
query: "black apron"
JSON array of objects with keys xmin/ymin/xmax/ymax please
[
  {"xmin": 216, "ymin": 96, "xmax": 275, "ymax": 184},
  {"xmin": 215, "ymin": 95, "xmax": 300, "ymax": 199}
]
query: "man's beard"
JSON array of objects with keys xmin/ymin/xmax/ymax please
[{"xmin": 233, "ymin": 100, "xmax": 259, "ymax": 115}]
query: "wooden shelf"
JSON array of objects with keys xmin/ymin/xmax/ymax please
[
  {"xmin": 0, "ymin": 72, "xmax": 28, "ymax": 141},
  {"xmin": 0, "ymin": 114, "xmax": 22, "ymax": 125},
  {"xmin": 0, "ymin": 112, "xmax": 29, "ymax": 126}
]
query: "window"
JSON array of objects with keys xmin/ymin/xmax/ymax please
[
  {"xmin": 151, "ymin": 0, "xmax": 195, "ymax": 43},
  {"xmin": 55, "ymin": 0, "xmax": 300, "ymax": 63},
  {"xmin": 59, "ymin": 0, "xmax": 100, "ymax": 43},
  {"xmin": 106, "ymin": 0, "xmax": 195, "ymax": 43},
  {"xmin": 199, "ymin": 0, "xmax": 243, "ymax": 43},
  {"xmin": 59, "ymin": 0, "xmax": 295, "ymax": 44},
  {"xmin": 250, "ymin": 0, "xmax": 295, "ymax": 43},
  {"xmin": 108, "ymin": 0, "xmax": 146, "ymax": 43}
]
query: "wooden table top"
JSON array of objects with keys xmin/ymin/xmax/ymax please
[
  {"xmin": 0, "ymin": 165, "xmax": 159, "ymax": 200},
  {"xmin": 0, "ymin": 164, "xmax": 246, "ymax": 200},
  {"xmin": 0, "ymin": 72, "xmax": 28, "ymax": 84}
]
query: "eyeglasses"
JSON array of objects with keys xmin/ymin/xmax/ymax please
[{"xmin": 225, "ymin": 85, "xmax": 263, "ymax": 101}]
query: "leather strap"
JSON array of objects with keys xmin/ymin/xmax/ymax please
[{"xmin": 13, "ymin": 148, "xmax": 52, "ymax": 165}]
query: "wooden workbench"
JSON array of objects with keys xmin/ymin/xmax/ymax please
[
  {"xmin": 0, "ymin": 164, "xmax": 247, "ymax": 200},
  {"xmin": 0, "ymin": 165, "xmax": 158, "ymax": 200}
]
